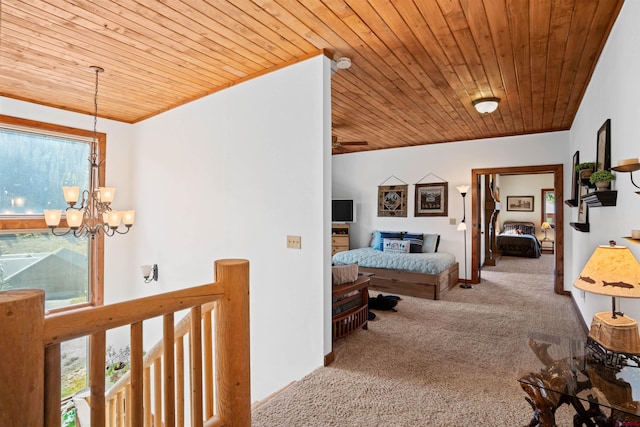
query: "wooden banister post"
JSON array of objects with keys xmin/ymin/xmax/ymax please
[
  {"xmin": 214, "ymin": 259, "xmax": 251, "ymax": 426},
  {"xmin": 0, "ymin": 290, "xmax": 45, "ymax": 426}
]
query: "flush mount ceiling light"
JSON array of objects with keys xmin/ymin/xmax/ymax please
[{"xmin": 472, "ymin": 97, "xmax": 500, "ymax": 114}]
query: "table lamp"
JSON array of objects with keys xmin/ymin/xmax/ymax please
[
  {"xmin": 574, "ymin": 242, "xmax": 640, "ymax": 355},
  {"xmin": 541, "ymin": 222, "xmax": 551, "ymax": 241}
]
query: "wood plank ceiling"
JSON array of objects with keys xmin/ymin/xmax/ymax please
[{"xmin": 0, "ymin": 1, "xmax": 624, "ymax": 154}]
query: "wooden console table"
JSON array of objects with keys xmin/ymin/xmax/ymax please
[{"xmin": 332, "ymin": 273, "xmax": 371, "ymax": 341}]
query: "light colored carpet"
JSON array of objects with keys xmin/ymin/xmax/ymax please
[{"xmin": 252, "ymin": 254, "xmax": 585, "ymax": 426}]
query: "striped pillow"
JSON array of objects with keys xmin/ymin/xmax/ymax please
[{"xmin": 402, "ymin": 233, "xmax": 424, "ymax": 253}]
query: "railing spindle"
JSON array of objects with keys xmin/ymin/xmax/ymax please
[
  {"xmin": 130, "ymin": 321, "xmax": 144, "ymax": 426},
  {"xmin": 144, "ymin": 366, "xmax": 152, "ymax": 426},
  {"xmin": 44, "ymin": 344, "xmax": 61, "ymax": 427},
  {"xmin": 204, "ymin": 309, "xmax": 214, "ymax": 418},
  {"xmin": 176, "ymin": 335, "xmax": 185, "ymax": 427},
  {"xmin": 164, "ymin": 313, "xmax": 176, "ymax": 427},
  {"xmin": 190, "ymin": 306, "xmax": 204, "ymax": 427},
  {"xmin": 89, "ymin": 331, "xmax": 106, "ymax": 427},
  {"xmin": 154, "ymin": 358, "xmax": 162, "ymax": 424}
]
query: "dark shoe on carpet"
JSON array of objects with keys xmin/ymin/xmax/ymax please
[{"xmin": 460, "ymin": 283, "xmax": 473, "ymax": 289}]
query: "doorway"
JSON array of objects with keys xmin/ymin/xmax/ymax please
[{"xmin": 469, "ymin": 164, "xmax": 566, "ymax": 295}]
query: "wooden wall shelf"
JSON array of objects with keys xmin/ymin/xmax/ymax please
[{"xmin": 582, "ymin": 190, "xmax": 617, "ymax": 207}]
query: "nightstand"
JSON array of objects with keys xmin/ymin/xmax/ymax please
[{"xmin": 540, "ymin": 239, "xmax": 554, "ymax": 254}]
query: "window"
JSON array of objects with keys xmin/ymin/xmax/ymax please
[
  {"xmin": 541, "ymin": 188, "xmax": 555, "ymax": 226},
  {"xmin": 0, "ymin": 115, "xmax": 107, "ymax": 398},
  {"xmin": 0, "ymin": 115, "xmax": 105, "ymax": 310}
]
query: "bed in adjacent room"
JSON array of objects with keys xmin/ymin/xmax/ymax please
[
  {"xmin": 331, "ymin": 231, "xmax": 459, "ymax": 300},
  {"xmin": 496, "ymin": 221, "xmax": 542, "ymax": 258}
]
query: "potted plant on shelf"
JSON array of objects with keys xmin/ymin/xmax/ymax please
[
  {"xmin": 575, "ymin": 162, "xmax": 596, "ymax": 180},
  {"xmin": 589, "ymin": 170, "xmax": 615, "ymax": 191}
]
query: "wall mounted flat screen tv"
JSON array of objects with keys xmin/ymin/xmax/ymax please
[{"xmin": 332, "ymin": 199, "xmax": 356, "ymax": 222}]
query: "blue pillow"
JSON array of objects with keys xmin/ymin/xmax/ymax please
[
  {"xmin": 403, "ymin": 233, "xmax": 424, "ymax": 253},
  {"xmin": 372, "ymin": 230, "xmax": 403, "ymax": 251}
]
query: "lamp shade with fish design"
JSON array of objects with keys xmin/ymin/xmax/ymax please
[
  {"xmin": 575, "ymin": 244, "xmax": 640, "ymax": 355},
  {"xmin": 574, "ymin": 245, "xmax": 640, "ymax": 299}
]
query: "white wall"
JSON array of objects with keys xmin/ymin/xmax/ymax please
[
  {"xmin": 332, "ymin": 132, "xmax": 569, "ymax": 280},
  {"xmin": 131, "ymin": 55, "xmax": 331, "ymax": 402},
  {"xmin": 499, "ymin": 173, "xmax": 554, "ymax": 241},
  {"xmin": 567, "ymin": 1, "xmax": 640, "ymax": 324},
  {"xmin": 1, "ymin": 54, "xmax": 332, "ymax": 402}
]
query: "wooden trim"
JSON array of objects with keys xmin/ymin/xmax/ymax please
[
  {"xmin": 471, "ymin": 164, "xmax": 564, "ymax": 294},
  {"xmin": 324, "ymin": 351, "xmax": 335, "ymax": 366}
]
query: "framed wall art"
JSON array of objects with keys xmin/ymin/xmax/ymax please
[
  {"xmin": 596, "ymin": 119, "xmax": 611, "ymax": 172},
  {"xmin": 506, "ymin": 196, "xmax": 534, "ymax": 212},
  {"xmin": 570, "ymin": 150, "xmax": 579, "ymax": 205},
  {"xmin": 378, "ymin": 185, "xmax": 408, "ymax": 217},
  {"xmin": 414, "ymin": 182, "xmax": 448, "ymax": 217}
]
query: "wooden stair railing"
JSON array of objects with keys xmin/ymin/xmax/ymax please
[{"xmin": 0, "ymin": 258, "xmax": 250, "ymax": 427}]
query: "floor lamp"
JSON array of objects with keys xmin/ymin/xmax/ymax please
[{"xmin": 457, "ymin": 185, "xmax": 471, "ymax": 289}]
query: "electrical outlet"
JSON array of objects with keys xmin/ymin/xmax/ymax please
[
  {"xmin": 449, "ymin": 218, "xmax": 456, "ymax": 225},
  {"xmin": 287, "ymin": 235, "xmax": 302, "ymax": 249}
]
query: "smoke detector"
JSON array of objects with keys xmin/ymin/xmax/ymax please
[{"xmin": 335, "ymin": 57, "xmax": 352, "ymax": 70}]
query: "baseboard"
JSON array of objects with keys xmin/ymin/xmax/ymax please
[
  {"xmin": 324, "ymin": 351, "xmax": 335, "ymax": 366},
  {"xmin": 251, "ymin": 381, "xmax": 296, "ymax": 411}
]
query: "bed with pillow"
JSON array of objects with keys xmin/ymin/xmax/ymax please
[
  {"xmin": 331, "ymin": 231, "xmax": 459, "ymax": 300},
  {"xmin": 496, "ymin": 221, "xmax": 542, "ymax": 258}
]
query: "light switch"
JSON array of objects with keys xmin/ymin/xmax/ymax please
[{"xmin": 287, "ymin": 235, "xmax": 301, "ymax": 249}]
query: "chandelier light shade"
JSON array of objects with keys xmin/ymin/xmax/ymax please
[
  {"xmin": 44, "ymin": 66, "xmax": 134, "ymax": 239},
  {"xmin": 472, "ymin": 97, "xmax": 500, "ymax": 114}
]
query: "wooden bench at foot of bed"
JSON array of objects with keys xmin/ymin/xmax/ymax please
[{"xmin": 359, "ymin": 262, "xmax": 459, "ymax": 300}]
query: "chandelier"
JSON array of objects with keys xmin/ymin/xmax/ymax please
[{"xmin": 44, "ymin": 66, "xmax": 134, "ymax": 239}]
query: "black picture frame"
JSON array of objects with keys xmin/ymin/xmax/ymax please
[
  {"xmin": 506, "ymin": 196, "xmax": 534, "ymax": 212},
  {"xmin": 571, "ymin": 151, "xmax": 579, "ymax": 203},
  {"xmin": 596, "ymin": 119, "xmax": 611, "ymax": 172},
  {"xmin": 414, "ymin": 183, "xmax": 448, "ymax": 217}
]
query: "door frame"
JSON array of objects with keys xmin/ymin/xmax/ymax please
[{"xmin": 470, "ymin": 164, "xmax": 566, "ymax": 295}]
